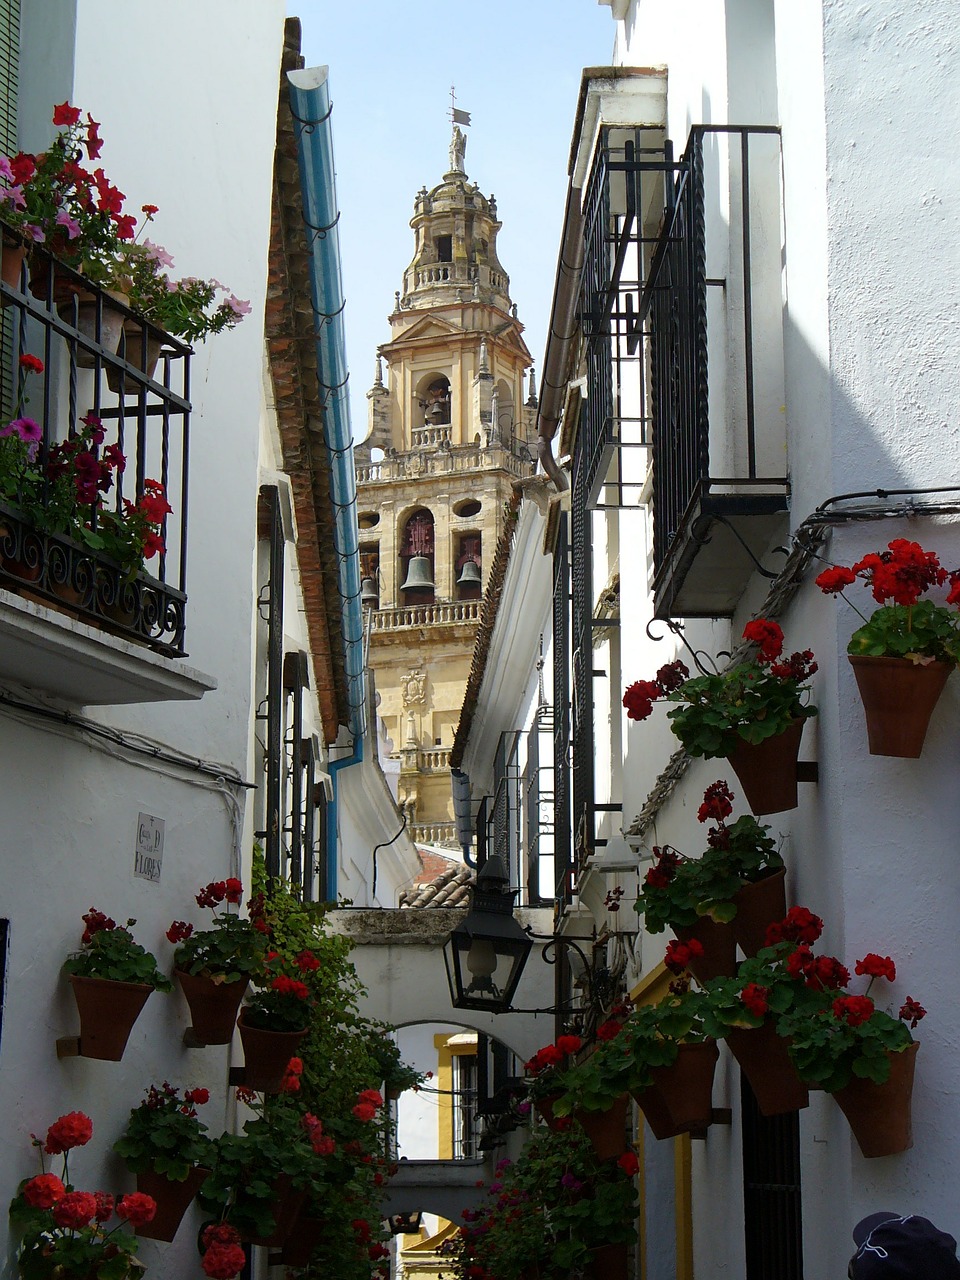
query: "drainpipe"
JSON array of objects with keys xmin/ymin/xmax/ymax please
[
  {"xmin": 288, "ymin": 65, "xmax": 365, "ymax": 897},
  {"xmin": 537, "ymin": 177, "xmax": 584, "ymax": 492}
]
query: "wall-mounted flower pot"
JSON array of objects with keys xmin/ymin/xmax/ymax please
[
  {"xmin": 575, "ymin": 1092, "xmax": 630, "ymax": 1161},
  {"xmin": 68, "ymin": 974, "xmax": 153, "ymax": 1061},
  {"xmin": 134, "ymin": 1165, "xmax": 209, "ymax": 1241},
  {"xmin": 732, "ymin": 867, "xmax": 788, "ymax": 958},
  {"xmin": 727, "ymin": 719, "xmax": 805, "ymax": 815},
  {"xmin": 726, "ymin": 1021, "xmax": 809, "ymax": 1117},
  {"xmin": 279, "ymin": 1210, "xmax": 327, "ymax": 1266},
  {"xmin": 674, "ymin": 916, "xmax": 737, "ymax": 983},
  {"xmin": 534, "ymin": 1093, "xmax": 565, "ymax": 1131},
  {"xmin": 849, "ymin": 656, "xmax": 952, "ymax": 757},
  {"xmin": 832, "ymin": 1041, "xmax": 918, "ymax": 1158},
  {"xmin": 244, "ymin": 1176, "xmax": 307, "ymax": 1248},
  {"xmin": 236, "ymin": 1012, "xmax": 308, "ymax": 1092},
  {"xmin": 633, "ymin": 1041, "xmax": 719, "ymax": 1140},
  {"xmin": 177, "ymin": 970, "xmax": 249, "ymax": 1045},
  {"xmin": 586, "ymin": 1241, "xmax": 629, "ymax": 1280}
]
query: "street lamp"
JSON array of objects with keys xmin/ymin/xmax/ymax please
[{"xmin": 443, "ymin": 856, "xmax": 533, "ymax": 1013}]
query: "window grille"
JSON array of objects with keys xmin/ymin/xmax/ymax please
[{"xmin": 741, "ymin": 1074, "xmax": 804, "ymax": 1279}]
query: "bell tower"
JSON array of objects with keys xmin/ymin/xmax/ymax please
[{"xmin": 355, "ymin": 124, "xmax": 536, "ymax": 849}]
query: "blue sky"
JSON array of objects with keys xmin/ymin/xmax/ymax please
[{"xmin": 292, "ymin": 2, "xmax": 614, "ymax": 437}]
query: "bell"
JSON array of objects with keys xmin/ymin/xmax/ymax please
[
  {"xmin": 457, "ymin": 559, "xmax": 481, "ymax": 587},
  {"xmin": 360, "ymin": 577, "xmax": 379, "ymax": 607},
  {"xmin": 401, "ymin": 555, "xmax": 434, "ymax": 591}
]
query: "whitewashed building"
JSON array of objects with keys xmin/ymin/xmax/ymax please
[
  {"xmin": 1, "ymin": 6, "xmax": 415, "ymax": 1277},
  {"xmin": 453, "ymin": 3, "xmax": 960, "ymax": 1278}
]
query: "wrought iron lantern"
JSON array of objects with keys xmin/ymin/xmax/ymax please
[
  {"xmin": 387, "ymin": 1210, "xmax": 423, "ymax": 1235},
  {"xmin": 443, "ymin": 856, "xmax": 533, "ymax": 1013}
]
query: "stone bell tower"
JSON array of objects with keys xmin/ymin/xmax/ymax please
[{"xmin": 355, "ymin": 124, "xmax": 536, "ymax": 848}]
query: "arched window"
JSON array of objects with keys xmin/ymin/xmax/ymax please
[
  {"xmin": 417, "ymin": 374, "xmax": 451, "ymax": 428},
  {"xmin": 399, "ymin": 509, "xmax": 435, "ymax": 604}
]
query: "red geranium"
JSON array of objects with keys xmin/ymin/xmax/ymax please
[
  {"xmin": 855, "ymin": 953, "xmax": 896, "ymax": 982},
  {"xmin": 664, "ymin": 937, "xmax": 704, "ymax": 975},
  {"xmin": 742, "ymin": 618, "xmax": 784, "ymax": 660},
  {"xmin": 44, "ymin": 1111, "xmax": 93, "ymax": 1154},
  {"xmin": 832, "ymin": 995, "xmax": 875, "ymax": 1027},
  {"xmin": 166, "ymin": 920, "xmax": 193, "ymax": 944},
  {"xmin": 617, "ymin": 1151, "xmax": 639, "ymax": 1177},
  {"xmin": 764, "ymin": 906, "xmax": 823, "ymax": 948},
  {"xmin": 697, "ymin": 779, "xmax": 734, "ymax": 823},
  {"xmin": 595, "ymin": 1019, "xmax": 623, "ymax": 1041},
  {"xmin": 52, "ymin": 101, "xmax": 81, "ymax": 127},
  {"xmin": 18, "ymin": 353, "xmax": 43, "ymax": 373},
  {"xmin": 51, "ymin": 1190, "xmax": 98, "ymax": 1229},
  {"xmin": 352, "ymin": 1102, "xmax": 378, "ymax": 1122},
  {"xmin": 556, "ymin": 1034, "xmax": 582, "ymax": 1056},
  {"xmin": 740, "ymin": 983, "xmax": 770, "ymax": 1018},
  {"xmin": 22, "ymin": 1173, "xmax": 65, "ymax": 1208},
  {"xmin": 202, "ymin": 1242, "xmax": 248, "ymax": 1279},
  {"xmin": 115, "ymin": 1192, "xmax": 157, "ymax": 1226},
  {"xmin": 899, "ymin": 997, "xmax": 926, "ymax": 1029}
]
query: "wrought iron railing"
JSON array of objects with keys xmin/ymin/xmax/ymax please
[{"xmin": 0, "ymin": 245, "xmax": 191, "ymax": 654}]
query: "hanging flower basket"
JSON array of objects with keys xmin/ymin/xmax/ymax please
[
  {"xmin": 732, "ymin": 867, "xmax": 788, "ymax": 958},
  {"xmin": 726, "ymin": 1021, "xmax": 809, "ymax": 1117},
  {"xmin": 134, "ymin": 1165, "xmax": 209, "ymax": 1241},
  {"xmin": 632, "ymin": 1041, "xmax": 719, "ymax": 1140},
  {"xmin": 575, "ymin": 1093, "xmax": 630, "ymax": 1161},
  {"xmin": 832, "ymin": 1042, "xmax": 919, "ymax": 1158},
  {"xmin": 237, "ymin": 1011, "xmax": 308, "ymax": 1092},
  {"xmin": 848, "ymin": 656, "xmax": 952, "ymax": 758},
  {"xmin": 674, "ymin": 916, "xmax": 737, "ymax": 984},
  {"xmin": 177, "ymin": 969, "xmax": 249, "ymax": 1045},
  {"xmin": 69, "ymin": 974, "xmax": 154, "ymax": 1061},
  {"xmin": 727, "ymin": 718, "xmax": 805, "ymax": 816}
]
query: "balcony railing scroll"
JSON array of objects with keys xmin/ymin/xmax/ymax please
[{"xmin": 0, "ymin": 246, "xmax": 191, "ymax": 654}]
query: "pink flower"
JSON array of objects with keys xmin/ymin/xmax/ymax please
[
  {"xmin": 1, "ymin": 417, "xmax": 41, "ymax": 443},
  {"xmin": 55, "ymin": 210, "xmax": 81, "ymax": 240},
  {"xmin": 225, "ymin": 294, "xmax": 251, "ymax": 318},
  {"xmin": 0, "ymin": 155, "xmax": 12, "ymax": 182}
]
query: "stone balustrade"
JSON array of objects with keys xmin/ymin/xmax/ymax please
[
  {"xmin": 372, "ymin": 601, "xmax": 481, "ymax": 631},
  {"xmin": 420, "ymin": 746, "xmax": 452, "ymax": 772}
]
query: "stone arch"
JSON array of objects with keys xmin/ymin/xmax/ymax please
[
  {"xmin": 398, "ymin": 507, "xmax": 436, "ymax": 604},
  {"xmin": 415, "ymin": 370, "xmax": 451, "ymax": 428}
]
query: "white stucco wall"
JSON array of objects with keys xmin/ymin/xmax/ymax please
[{"xmin": 2, "ymin": 4, "xmax": 284, "ymax": 1276}]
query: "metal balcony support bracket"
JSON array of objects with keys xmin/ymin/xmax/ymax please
[
  {"xmin": 689, "ymin": 1107, "xmax": 733, "ymax": 1139},
  {"xmin": 55, "ymin": 1036, "xmax": 82, "ymax": 1058},
  {"xmin": 182, "ymin": 1027, "xmax": 208, "ymax": 1049},
  {"xmin": 796, "ymin": 762, "xmax": 819, "ymax": 784}
]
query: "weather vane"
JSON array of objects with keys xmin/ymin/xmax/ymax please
[{"xmin": 449, "ymin": 85, "xmax": 471, "ymax": 127}]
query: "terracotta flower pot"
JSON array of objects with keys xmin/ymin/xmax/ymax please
[
  {"xmin": 69, "ymin": 974, "xmax": 154, "ymax": 1061},
  {"xmin": 27, "ymin": 252, "xmax": 83, "ymax": 307},
  {"xmin": 633, "ymin": 1041, "xmax": 719, "ymax": 1140},
  {"xmin": 726, "ymin": 1021, "xmax": 809, "ymax": 1117},
  {"xmin": 57, "ymin": 288, "xmax": 128, "ymax": 369},
  {"xmin": 727, "ymin": 718, "xmax": 805, "ymax": 815},
  {"xmin": 385, "ymin": 1083, "xmax": 403, "ymax": 1101},
  {"xmin": 177, "ymin": 970, "xmax": 249, "ymax": 1045},
  {"xmin": 732, "ymin": 867, "xmax": 788, "ymax": 957},
  {"xmin": 280, "ymin": 1210, "xmax": 327, "ymax": 1266},
  {"xmin": 534, "ymin": 1093, "xmax": 565, "ymax": 1131},
  {"xmin": 575, "ymin": 1093, "xmax": 630, "ymax": 1161},
  {"xmin": 674, "ymin": 916, "xmax": 737, "ymax": 983},
  {"xmin": 832, "ymin": 1042, "xmax": 918, "ymax": 1158},
  {"xmin": 134, "ymin": 1165, "xmax": 209, "ymax": 1241},
  {"xmin": 244, "ymin": 1176, "xmax": 307, "ymax": 1247},
  {"xmin": 586, "ymin": 1241, "xmax": 629, "ymax": 1280},
  {"xmin": 1, "ymin": 233, "xmax": 25, "ymax": 303},
  {"xmin": 237, "ymin": 1011, "xmax": 308, "ymax": 1092},
  {"xmin": 109, "ymin": 318, "xmax": 162, "ymax": 392},
  {"xmin": 848, "ymin": 655, "xmax": 952, "ymax": 758}
]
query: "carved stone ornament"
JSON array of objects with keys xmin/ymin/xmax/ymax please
[{"xmin": 402, "ymin": 670, "xmax": 427, "ymax": 707}]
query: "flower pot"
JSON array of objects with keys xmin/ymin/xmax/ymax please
[
  {"xmin": 575, "ymin": 1093, "xmax": 630, "ymax": 1161},
  {"xmin": 28, "ymin": 252, "xmax": 84, "ymax": 307},
  {"xmin": 633, "ymin": 1041, "xmax": 719, "ymax": 1140},
  {"xmin": 732, "ymin": 867, "xmax": 788, "ymax": 957},
  {"xmin": 280, "ymin": 1210, "xmax": 327, "ymax": 1266},
  {"xmin": 726, "ymin": 1021, "xmax": 809, "ymax": 1117},
  {"xmin": 1, "ymin": 232, "xmax": 25, "ymax": 303},
  {"xmin": 69, "ymin": 974, "xmax": 153, "ymax": 1061},
  {"xmin": 832, "ymin": 1042, "xmax": 918, "ymax": 1158},
  {"xmin": 237, "ymin": 1011, "xmax": 308, "ymax": 1092},
  {"xmin": 586, "ymin": 1241, "xmax": 629, "ymax": 1280},
  {"xmin": 177, "ymin": 970, "xmax": 249, "ymax": 1045},
  {"xmin": 385, "ymin": 1083, "xmax": 403, "ymax": 1101},
  {"xmin": 848, "ymin": 655, "xmax": 952, "ymax": 758},
  {"xmin": 244, "ymin": 1176, "xmax": 307, "ymax": 1247},
  {"xmin": 534, "ymin": 1093, "xmax": 565, "ymax": 1131},
  {"xmin": 57, "ymin": 289, "xmax": 128, "ymax": 369},
  {"xmin": 674, "ymin": 916, "xmax": 737, "ymax": 983},
  {"xmin": 134, "ymin": 1165, "xmax": 209, "ymax": 1241},
  {"xmin": 727, "ymin": 718, "xmax": 805, "ymax": 815},
  {"xmin": 109, "ymin": 318, "xmax": 162, "ymax": 392}
]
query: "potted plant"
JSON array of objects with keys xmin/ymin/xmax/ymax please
[
  {"xmin": 816, "ymin": 538, "xmax": 960, "ymax": 755},
  {"xmin": 361, "ymin": 1026, "xmax": 427, "ymax": 1098},
  {"xmin": 623, "ymin": 620, "xmax": 817, "ymax": 813},
  {"xmin": 776, "ymin": 952, "xmax": 924, "ymax": 1157},
  {"xmin": 522, "ymin": 1034, "xmax": 584, "ymax": 1129},
  {"xmin": 63, "ymin": 908, "xmax": 171, "ymax": 1061},
  {"xmin": 113, "ymin": 1082, "xmax": 213, "ymax": 1241},
  {"xmin": 237, "ymin": 953, "xmax": 314, "ymax": 1092},
  {"xmin": 9, "ymin": 1110, "xmax": 154, "ymax": 1278},
  {"xmin": 554, "ymin": 987, "xmax": 718, "ymax": 1141},
  {"xmin": 168, "ymin": 878, "xmax": 265, "ymax": 1045},
  {"xmin": 699, "ymin": 907, "xmax": 838, "ymax": 1116},
  {"xmin": 636, "ymin": 781, "xmax": 784, "ymax": 979}
]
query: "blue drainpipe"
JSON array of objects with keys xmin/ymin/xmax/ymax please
[{"xmin": 288, "ymin": 66, "xmax": 365, "ymax": 900}]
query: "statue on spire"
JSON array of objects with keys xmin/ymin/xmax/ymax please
[{"xmin": 449, "ymin": 124, "xmax": 467, "ymax": 174}]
